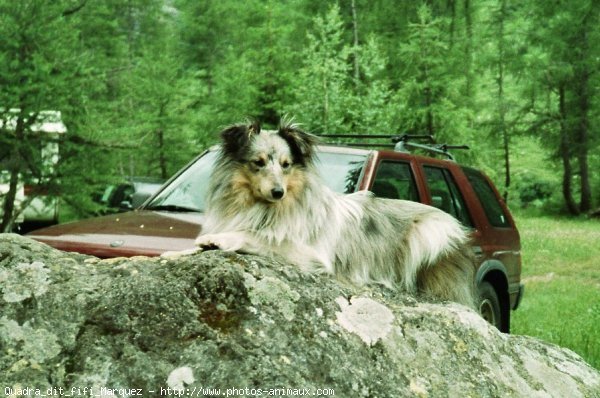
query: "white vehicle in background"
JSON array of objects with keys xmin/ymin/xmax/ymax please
[{"xmin": 0, "ymin": 109, "xmax": 66, "ymax": 231}]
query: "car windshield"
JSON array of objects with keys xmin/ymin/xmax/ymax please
[{"xmin": 146, "ymin": 148, "xmax": 367, "ymax": 212}]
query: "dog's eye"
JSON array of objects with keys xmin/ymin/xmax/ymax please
[
  {"xmin": 281, "ymin": 161, "xmax": 291, "ymax": 169},
  {"xmin": 252, "ymin": 159, "xmax": 265, "ymax": 168}
]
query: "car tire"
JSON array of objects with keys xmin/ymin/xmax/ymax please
[{"xmin": 478, "ymin": 281, "xmax": 502, "ymax": 330}]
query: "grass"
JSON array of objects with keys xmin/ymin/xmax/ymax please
[{"xmin": 511, "ymin": 214, "xmax": 600, "ymax": 370}]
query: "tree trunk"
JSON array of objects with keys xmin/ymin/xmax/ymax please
[
  {"xmin": 425, "ymin": 84, "xmax": 434, "ymax": 137},
  {"xmin": 322, "ymin": 75, "xmax": 329, "ymax": 132},
  {"xmin": 0, "ymin": 168, "xmax": 20, "ymax": 232},
  {"xmin": 259, "ymin": 3, "xmax": 279, "ymax": 127},
  {"xmin": 448, "ymin": 0, "xmax": 456, "ymax": 48},
  {"xmin": 463, "ymin": 0, "xmax": 473, "ymax": 98},
  {"xmin": 497, "ymin": 0, "xmax": 510, "ymax": 202},
  {"xmin": 155, "ymin": 101, "xmax": 169, "ymax": 179},
  {"xmin": 558, "ymin": 85, "xmax": 579, "ymax": 215},
  {"xmin": 573, "ymin": 22, "xmax": 592, "ymax": 213},
  {"xmin": 575, "ymin": 82, "xmax": 591, "ymax": 213},
  {"xmin": 559, "ymin": 134, "xmax": 579, "ymax": 216},
  {"xmin": 350, "ymin": 0, "xmax": 360, "ymax": 87},
  {"xmin": 157, "ymin": 128, "xmax": 167, "ymax": 180},
  {"xmin": 0, "ymin": 116, "xmax": 26, "ymax": 232}
]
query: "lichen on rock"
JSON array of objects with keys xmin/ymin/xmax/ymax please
[
  {"xmin": 247, "ymin": 276, "xmax": 300, "ymax": 321},
  {"xmin": 0, "ymin": 318, "xmax": 61, "ymax": 364},
  {"xmin": 0, "ymin": 261, "xmax": 50, "ymax": 302},
  {"xmin": 335, "ymin": 296, "xmax": 395, "ymax": 346}
]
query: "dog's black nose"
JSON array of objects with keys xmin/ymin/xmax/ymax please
[{"xmin": 271, "ymin": 187, "xmax": 285, "ymax": 200}]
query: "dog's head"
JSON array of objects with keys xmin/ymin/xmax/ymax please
[{"xmin": 218, "ymin": 120, "xmax": 317, "ymax": 204}]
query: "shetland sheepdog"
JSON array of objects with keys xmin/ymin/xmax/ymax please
[{"xmin": 193, "ymin": 120, "xmax": 476, "ymax": 307}]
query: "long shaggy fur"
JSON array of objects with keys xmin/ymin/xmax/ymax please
[{"xmin": 195, "ymin": 121, "xmax": 476, "ymax": 308}]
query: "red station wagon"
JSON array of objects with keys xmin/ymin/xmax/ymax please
[{"xmin": 28, "ymin": 135, "xmax": 524, "ymax": 332}]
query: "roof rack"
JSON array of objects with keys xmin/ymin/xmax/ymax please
[{"xmin": 317, "ymin": 133, "xmax": 469, "ymax": 161}]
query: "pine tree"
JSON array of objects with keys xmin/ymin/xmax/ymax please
[
  {"xmin": 288, "ymin": 4, "xmax": 352, "ymax": 133},
  {"xmin": 523, "ymin": 0, "xmax": 599, "ymax": 214},
  {"xmin": 0, "ymin": 1, "xmax": 88, "ymax": 230},
  {"xmin": 392, "ymin": 4, "xmax": 466, "ymax": 141}
]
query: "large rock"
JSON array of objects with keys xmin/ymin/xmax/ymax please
[{"xmin": 0, "ymin": 233, "xmax": 598, "ymax": 397}]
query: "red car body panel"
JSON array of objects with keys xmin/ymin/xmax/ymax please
[{"xmin": 30, "ymin": 211, "xmax": 202, "ymax": 258}]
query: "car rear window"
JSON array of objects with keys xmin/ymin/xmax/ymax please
[
  {"xmin": 462, "ymin": 167, "xmax": 511, "ymax": 228},
  {"xmin": 423, "ymin": 166, "xmax": 473, "ymax": 227},
  {"xmin": 371, "ymin": 161, "xmax": 419, "ymax": 201}
]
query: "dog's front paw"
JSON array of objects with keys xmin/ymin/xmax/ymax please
[
  {"xmin": 160, "ymin": 247, "xmax": 201, "ymax": 259},
  {"xmin": 194, "ymin": 233, "xmax": 244, "ymax": 252}
]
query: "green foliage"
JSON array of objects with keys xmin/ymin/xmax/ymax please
[
  {"xmin": 349, "ymin": 36, "xmax": 394, "ymax": 133},
  {"xmin": 387, "ymin": 3, "xmax": 479, "ymax": 152},
  {"xmin": 288, "ymin": 5, "xmax": 396, "ymax": 135},
  {"xmin": 517, "ymin": 0, "xmax": 599, "ymax": 213},
  {"xmin": 516, "ymin": 177, "xmax": 553, "ymax": 207},
  {"xmin": 395, "ymin": 5, "xmax": 448, "ymax": 131},
  {"xmin": 288, "ymin": 4, "xmax": 352, "ymax": 133},
  {"xmin": 0, "ymin": 2, "xmax": 80, "ymax": 110},
  {"xmin": 1, "ymin": 0, "xmax": 599, "ymax": 221},
  {"xmin": 507, "ymin": 137, "xmax": 562, "ymax": 210}
]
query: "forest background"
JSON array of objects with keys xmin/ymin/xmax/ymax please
[{"xmin": 0, "ymin": 0, "xmax": 599, "ymax": 227}]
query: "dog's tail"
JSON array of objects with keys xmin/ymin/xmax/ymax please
[
  {"xmin": 404, "ymin": 209, "xmax": 477, "ymax": 309},
  {"xmin": 416, "ymin": 245, "xmax": 477, "ymax": 309}
]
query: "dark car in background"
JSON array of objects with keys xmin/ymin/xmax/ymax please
[
  {"xmin": 28, "ymin": 137, "xmax": 523, "ymax": 333},
  {"xmin": 95, "ymin": 177, "xmax": 165, "ymax": 213}
]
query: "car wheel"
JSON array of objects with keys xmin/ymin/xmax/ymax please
[{"xmin": 478, "ymin": 281, "xmax": 502, "ymax": 330}]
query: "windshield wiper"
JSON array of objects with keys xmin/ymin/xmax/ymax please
[{"xmin": 145, "ymin": 204, "xmax": 201, "ymax": 213}]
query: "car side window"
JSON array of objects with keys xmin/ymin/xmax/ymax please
[
  {"xmin": 371, "ymin": 161, "xmax": 419, "ymax": 201},
  {"xmin": 423, "ymin": 166, "xmax": 473, "ymax": 227},
  {"xmin": 462, "ymin": 167, "xmax": 511, "ymax": 228}
]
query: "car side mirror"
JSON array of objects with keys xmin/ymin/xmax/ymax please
[{"xmin": 119, "ymin": 200, "xmax": 133, "ymax": 211}]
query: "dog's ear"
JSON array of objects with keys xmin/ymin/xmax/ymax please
[
  {"xmin": 278, "ymin": 122, "xmax": 318, "ymax": 166},
  {"xmin": 220, "ymin": 121, "xmax": 261, "ymax": 157}
]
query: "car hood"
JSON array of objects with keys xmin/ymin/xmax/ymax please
[{"xmin": 27, "ymin": 210, "xmax": 203, "ymax": 258}]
